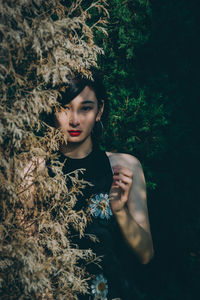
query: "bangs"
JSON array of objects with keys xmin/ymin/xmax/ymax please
[
  {"xmin": 57, "ymin": 78, "xmax": 87, "ymax": 106},
  {"xmin": 56, "ymin": 71, "xmax": 106, "ymax": 107}
]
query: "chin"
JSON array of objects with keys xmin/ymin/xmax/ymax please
[{"xmin": 67, "ymin": 136, "xmax": 84, "ymax": 143}]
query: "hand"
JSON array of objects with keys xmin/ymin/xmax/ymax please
[{"xmin": 109, "ymin": 165, "xmax": 133, "ymax": 213}]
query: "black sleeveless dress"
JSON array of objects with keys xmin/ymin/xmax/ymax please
[{"xmin": 57, "ymin": 146, "xmax": 140, "ymax": 300}]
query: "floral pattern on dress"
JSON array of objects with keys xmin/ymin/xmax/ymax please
[
  {"xmin": 91, "ymin": 273, "xmax": 108, "ymax": 300},
  {"xmin": 89, "ymin": 193, "xmax": 113, "ymax": 220}
]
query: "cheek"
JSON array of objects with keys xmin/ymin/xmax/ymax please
[
  {"xmin": 54, "ymin": 113, "xmax": 68, "ymax": 128},
  {"xmin": 83, "ymin": 113, "xmax": 97, "ymax": 129}
]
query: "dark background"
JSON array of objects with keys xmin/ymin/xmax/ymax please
[
  {"xmin": 100, "ymin": 0, "xmax": 200, "ymax": 299},
  {"xmin": 144, "ymin": 1, "xmax": 200, "ymax": 299}
]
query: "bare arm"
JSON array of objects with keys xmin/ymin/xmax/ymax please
[
  {"xmin": 17, "ymin": 157, "xmax": 46, "ymax": 235},
  {"xmin": 108, "ymin": 153, "xmax": 154, "ymax": 264}
]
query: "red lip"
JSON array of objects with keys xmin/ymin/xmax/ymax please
[{"xmin": 68, "ymin": 130, "xmax": 82, "ymax": 136}]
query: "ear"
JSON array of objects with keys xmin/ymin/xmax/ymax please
[{"xmin": 96, "ymin": 100, "xmax": 104, "ymax": 122}]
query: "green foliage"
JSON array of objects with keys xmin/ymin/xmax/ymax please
[
  {"xmin": 99, "ymin": 0, "xmax": 167, "ymax": 189},
  {"xmin": 99, "ymin": 1, "xmax": 199, "ymax": 300},
  {"xmin": 102, "ymin": 1, "xmax": 200, "ymax": 300}
]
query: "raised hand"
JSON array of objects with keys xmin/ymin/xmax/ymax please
[{"xmin": 109, "ymin": 165, "xmax": 133, "ymax": 213}]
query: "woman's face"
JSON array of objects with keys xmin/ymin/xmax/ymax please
[{"xmin": 54, "ymin": 86, "xmax": 104, "ymax": 144}]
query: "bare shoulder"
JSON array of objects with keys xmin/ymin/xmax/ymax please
[
  {"xmin": 106, "ymin": 151, "xmax": 142, "ymax": 171},
  {"xmin": 23, "ymin": 157, "xmax": 46, "ymax": 174},
  {"xmin": 22, "ymin": 156, "xmax": 46, "ymax": 183}
]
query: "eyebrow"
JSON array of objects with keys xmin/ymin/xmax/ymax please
[{"xmin": 81, "ymin": 100, "xmax": 95, "ymax": 105}]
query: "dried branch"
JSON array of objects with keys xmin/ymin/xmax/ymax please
[{"xmin": 0, "ymin": 0, "xmax": 108, "ymax": 298}]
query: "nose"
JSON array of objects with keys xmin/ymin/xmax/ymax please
[{"xmin": 69, "ymin": 111, "xmax": 80, "ymax": 127}]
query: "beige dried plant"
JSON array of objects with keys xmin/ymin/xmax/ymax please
[{"xmin": 0, "ymin": 0, "xmax": 108, "ymax": 298}]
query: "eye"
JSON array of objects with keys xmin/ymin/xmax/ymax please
[
  {"xmin": 63, "ymin": 105, "xmax": 70, "ymax": 111},
  {"xmin": 81, "ymin": 106, "xmax": 92, "ymax": 112}
]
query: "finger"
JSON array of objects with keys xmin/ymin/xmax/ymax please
[
  {"xmin": 112, "ymin": 166, "xmax": 133, "ymax": 178},
  {"xmin": 109, "ymin": 186, "xmax": 121, "ymax": 198},
  {"xmin": 113, "ymin": 169, "xmax": 133, "ymax": 179},
  {"xmin": 115, "ymin": 180, "xmax": 129, "ymax": 192},
  {"xmin": 113, "ymin": 174, "xmax": 132, "ymax": 185}
]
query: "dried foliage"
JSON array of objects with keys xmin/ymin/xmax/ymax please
[{"xmin": 0, "ymin": 0, "xmax": 108, "ymax": 298}]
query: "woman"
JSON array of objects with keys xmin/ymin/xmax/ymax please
[{"xmin": 51, "ymin": 72, "xmax": 154, "ymax": 300}]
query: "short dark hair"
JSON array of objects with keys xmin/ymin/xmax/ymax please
[
  {"xmin": 58, "ymin": 71, "xmax": 107, "ymax": 108},
  {"xmin": 42, "ymin": 70, "xmax": 109, "ymax": 127}
]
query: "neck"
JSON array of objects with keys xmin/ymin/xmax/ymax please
[{"xmin": 60, "ymin": 137, "xmax": 93, "ymax": 159}]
